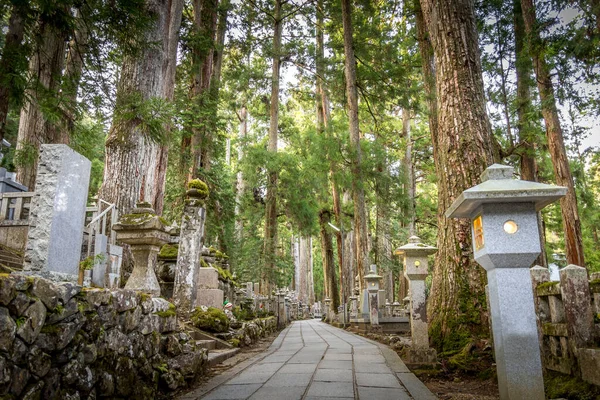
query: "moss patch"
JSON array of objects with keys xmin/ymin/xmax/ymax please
[
  {"xmin": 118, "ymin": 213, "xmax": 154, "ymax": 225},
  {"xmin": 158, "ymin": 244, "xmax": 179, "ymax": 259},
  {"xmin": 187, "ymin": 179, "xmax": 209, "ymax": 199},
  {"xmin": 545, "ymin": 371, "xmax": 600, "ymax": 400},
  {"xmin": 537, "ymin": 281, "xmax": 561, "ymax": 296},
  {"xmin": 154, "ymin": 303, "xmax": 176, "ymax": 318},
  {"xmin": 190, "ymin": 307, "xmax": 229, "ymax": 333}
]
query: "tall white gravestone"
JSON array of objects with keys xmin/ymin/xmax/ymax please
[
  {"xmin": 24, "ymin": 145, "xmax": 91, "ymax": 280},
  {"xmin": 446, "ymin": 164, "xmax": 567, "ymax": 400}
]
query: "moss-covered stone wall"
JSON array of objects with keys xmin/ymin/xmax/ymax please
[{"xmin": 0, "ymin": 274, "xmax": 207, "ymax": 399}]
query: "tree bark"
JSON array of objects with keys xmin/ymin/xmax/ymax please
[
  {"xmin": 235, "ymin": 105, "xmax": 247, "ymax": 241},
  {"xmin": 99, "ymin": 0, "xmax": 183, "ymax": 214},
  {"xmin": 320, "ymin": 209, "xmax": 340, "ymax": 314},
  {"xmin": 513, "ymin": 0, "xmax": 547, "ymax": 267},
  {"xmin": 15, "ymin": 16, "xmax": 68, "ymax": 190},
  {"xmin": 521, "ymin": 0, "xmax": 585, "ymax": 267},
  {"xmin": 341, "ymin": 0, "xmax": 369, "ymax": 291},
  {"xmin": 419, "ymin": 0, "xmax": 496, "ymax": 351},
  {"xmin": 262, "ymin": 0, "xmax": 283, "ymax": 294},
  {"xmin": 0, "ymin": 4, "xmax": 27, "ymax": 141}
]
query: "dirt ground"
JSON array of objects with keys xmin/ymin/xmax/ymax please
[{"xmin": 417, "ymin": 371, "xmax": 499, "ymax": 400}]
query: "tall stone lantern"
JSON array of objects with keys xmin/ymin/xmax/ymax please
[
  {"xmin": 395, "ymin": 236, "xmax": 437, "ymax": 365},
  {"xmin": 364, "ymin": 265, "xmax": 382, "ymax": 325},
  {"xmin": 113, "ymin": 202, "xmax": 170, "ymax": 296},
  {"xmin": 446, "ymin": 164, "xmax": 566, "ymax": 400}
]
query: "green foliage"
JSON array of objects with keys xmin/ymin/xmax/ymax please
[
  {"xmin": 190, "ymin": 307, "xmax": 230, "ymax": 333},
  {"xmin": 79, "ymin": 254, "xmax": 105, "ymax": 271},
  {"xmin": 112, "ymin": 92, "xmax": 174, "ymax": 143},
  {"xmin": 232, "ymin": 306, "xmax": 255, "ymax": 321},
  {"xmin": 545, "ymin": 371, "xmax": 600, "ymax": 400}
]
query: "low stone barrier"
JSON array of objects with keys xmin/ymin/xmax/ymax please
[
  {"xmin": 216, "ymin": 316, "xmax": 278, "ymax": 348},
  {"xmin": 0, "ymin": 274, "xmax": 207, "ymax": 399}
]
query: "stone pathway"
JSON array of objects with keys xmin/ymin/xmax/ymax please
[{"xmin": 179, "ymin": 320, "xmax": 437, "ymax": 400}]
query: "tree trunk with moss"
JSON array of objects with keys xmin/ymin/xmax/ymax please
[
  {"xmin": 15, "ymin": 16, "xmax": 68, "ymax": 190},
  {"xmin": 99, "ymin": 0, "xmax": 183, "ymax": 215},
  {"xmin": 419, "ymin": 0, "xmax": 495, "ymax": 353},
  {"xmin": 320, "ymin": 209, "xmax": 339, "ymax": 313}
]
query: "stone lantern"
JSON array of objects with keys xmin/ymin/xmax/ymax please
[
  {"xmin": 391, "ymin": 301, "xmax": 401, "ymax": 317},
  {"xmin": 364, "ymin": 265, "xmax": 382, "ymax": 325},
  {"xmin": 113, "ymin": 202, "xmax": 170, "ymax": 296},
  {"xmin": 324, "ymin": 297, "xmax": 331, "ymax": 321},
  {"xmin": 395, "ymin": 236, "xmax": 437, "ymax": 365},
  {"xmin": 446, "ymin": 164, "xmax": 566, "ymax": 400}
]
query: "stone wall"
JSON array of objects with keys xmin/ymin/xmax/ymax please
[
  {"xmin": 0, "ymin": 274, "xmax": 207, "ymax": 400},
  {"xmin": 229, "ymin": 317, "xmax": 278, "ymax": 348},
  {"xmin": 531, "ymin": 266, "xmax": 600, "ymax": 386}
]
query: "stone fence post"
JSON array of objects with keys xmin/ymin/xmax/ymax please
[
  {"xmin": 559, "ymin": 265, "xmax": 595, "ymax": 353},
  {"xmin": 173, "ymin": 180, "xmax": 208, "ymax": 315}
]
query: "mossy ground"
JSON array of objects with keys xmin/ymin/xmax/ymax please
[
  {"xmin": 190, "ymin": 307, "xmax": 229, "ymax": 333},
  {"xmin": 545, "ymin": 371, "xmax": 600, "ymax": 400}
]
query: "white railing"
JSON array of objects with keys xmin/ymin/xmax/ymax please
[{"xmin": 85, "ymin": 199, "xmax": 119, "ymax": 255}]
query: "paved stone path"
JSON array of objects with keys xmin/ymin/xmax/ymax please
[{"xmin": 179, "ymin": 320, "xmax": 437, "ymax": 400}]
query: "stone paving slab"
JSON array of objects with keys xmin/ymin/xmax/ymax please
[{"xmin": 178, "ymin": 320, "xmax": 437, "ymax": 400}]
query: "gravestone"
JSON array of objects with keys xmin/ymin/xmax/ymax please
[
  {"xmin": 23, "ymin": 145, "xmax": 91, "ymax": 281},
  {"xmin": 194, "ymin": 267, "xmax": 224, "ymax": 309},
  {"xmin": 91, "ymin": 233, "xmax": 108, "ymax": 287},
  {"xmin": 107, "ymin": 244, "xmax": 123, "ymax": 289}
]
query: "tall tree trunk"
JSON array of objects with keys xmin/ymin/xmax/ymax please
[
  {"xmin": 15, "ymin": 17, "xmax": 68, "ymax": 190},
  {"xmin": 320, "ymin": 209, "xmax": 340, "ymax": 313},
  {"xmin": 419, "ymin": 0, "xmax": 496, "ymax": 352},
  {"xmin": 514, "ymin": 0, "xmax": 547, "ymax": 267},
  {"xmin": 341, "ymin": 0, "xmax": 369, "ymax": 291},
  {"xmin": 307, "ymin": 236, "xmax": 315, "ymax": 304},
  {"xmin": 398, "ymin": 107, "xmax": 414, "ymax": 301},
  {"xmin": 235, "ymin": 105, "xmax": 247, "ymax": 241},
  {"xmin": 62, "ymin": 7, "xmax": 89, "ymax": 137},
  {"xmin": 262, "ymin": 0, "xmax": 283, "ymax": 294},
  {"xmin": 0, "ymin": 4, "xmax": 28, "ymax": 141},
  {"xmin": 521, "ymin": 0, "xmax": 585, "ymax": 267},
  {"xmin": 316, "ymin": 0, "xmax": 344, "ymax": 306},
  {"xmin": 99, "ymin": 0, "xmax": 183, "ymax": 214}
]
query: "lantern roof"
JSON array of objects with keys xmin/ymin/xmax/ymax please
[
  {"xmin": 446, "ymin": 164, "xmax": 567, "ymax": 219},
  {"xmin": 395, "ymin": 236, "xmax": 437, "ymax": 256}
]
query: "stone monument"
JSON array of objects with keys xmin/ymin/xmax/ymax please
[
  {"xmin": 365, "ymin": 265, "xmax": 382, "ymax": 326},
  {"xmin": 113, "ymin": 202, "xmax": 170, "ymax": 295},
  {"xmin": 23, "ymin": 144, "xmax": 91, "ymax": 280},
  {"xmin": 446, "ymin": 163, "xmax": 567, "ymax": 400},
  {"xmin": 173, "ymin": 180, "xmax": 208, "ymax": 314},
  {"xmin": 395, "ymin": 236, "xmax": 437, "ymax": 365}
]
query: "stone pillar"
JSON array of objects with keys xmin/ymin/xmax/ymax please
[
  {"xmin": 365, "ymin": 265, "xmax": 382, "ymax": 326},
  {"xmin": 560, "ymin": 265, "xmax": 595, "ymax": 353},
  {"xmin": 246, "ymin": 282, "xmax": 253, "ymax": 298},
  {"xmin": 277, "ymin": 292, "xmax": 286, "ymax": 328},
  {"xmin": 23, "ymin": 144, "xmax": 91, "ymax": 281},
  {"xmin": 107, "ymin": 244, "xmax": 123, "ymax": 289},
  {"xmin": 113, "ymin": 203, "xmax": 170, "ymax": 295},
  {"xmin": 324, "ymin": 297, "xmax": 331, "ymax": 321},
  {"xmin": 349, "ymin": 295, "xmax": 358, "ymax": 318},
  {"xmin": 254, "ymin": 282, "xmax": 260, "ymax": 296},
  {"xmin": 396, "ymin": 236, "xmax": 437, "ymax": 365},
  {"xmin": 173, "ymin": 183, "xmax": 207, "ymax": 314}
]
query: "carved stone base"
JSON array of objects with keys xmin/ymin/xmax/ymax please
[{"xmin": 404, "ymin": 348, "xmax": 437, "ymax": 366}]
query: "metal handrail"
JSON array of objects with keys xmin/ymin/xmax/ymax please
[{"xmin": 87, "ymin": 203, "xmax": 115, "ymax": 227}]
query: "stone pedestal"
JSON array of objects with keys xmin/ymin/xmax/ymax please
[
  {"xmin": 24, "ymin": 145, "xmax": 91, "ymax": 280},
  {"xmin": 194, "ymin": 267, "xmax": 223, "ymax": 309},
  {"xmin": 173, "ymin": 188, "xmax": 207, "ymax": 314},
  {"xmin": 396, "ymin": 236, "xmax": 437, "ymax": 366},
  {"xmin": 113, "ymin": 203, "xmax": 170, "ymax": 296}
]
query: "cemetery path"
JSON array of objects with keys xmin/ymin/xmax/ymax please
[{"xmin": 178, "ymin": 319, "xmax": 437, "ymax": 400}]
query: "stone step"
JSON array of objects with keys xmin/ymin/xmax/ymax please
[
  {"xmin": 196, "ymin": 339, "xmax": 217, "ymax": 350},
  {"xmin": 207, "ymin": 348, "xmax": 240, "ymax": 367},
  {"xmin": 187, "ymin": 329, "xmax": 233, "ymax": 350}
]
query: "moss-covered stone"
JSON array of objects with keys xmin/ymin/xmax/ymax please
[
  {"xmin": 154, "ymin": 303, "xmax": 176, "ymax": 318},
  {"xmin": 190, "ymin": 307, "xmax": 229, "ymax": 333},
  {"xmin": 537, "ymin": 280, "xmax": 561, "ymax": 296},
  {"xmin": 158, "ymin": 244, "xmax": 179, "ymax": 259},
  {"xmin": 589, "ymin": 279, "xmax": 600, "ymax": 294},
  {"xmin": 118, "ymin": 213, "xmax": 154, "ymax": 225},
  {"xmin": 200, "ymin": 259, "xmax": 209, "ymax": 268},
  {"xmin": 187, "ymin": 179, "xmax": 209, "ymax": 199}
]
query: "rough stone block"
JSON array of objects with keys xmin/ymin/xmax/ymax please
[
  {"xmin": 195, "ymin": 288, "xmax": 223, "ymax": 309},
  {"xmin": 197, "ymin": 268, "xmax": 219, "ymax": 289},
  {"xmin": 579, "ymin": 348, "xmax": 600, "ymax": 386},
  {"xmin": 560, "ymin": 265, "xmax": 595, "ymax": 350},
  {"xmin": 24, "ymin": 144, "xmax": 91, "ymax": 278}
]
